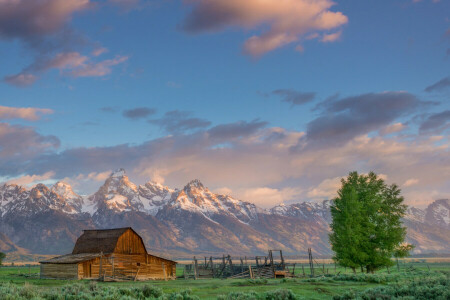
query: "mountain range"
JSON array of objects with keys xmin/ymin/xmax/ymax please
[{"xmin": 0, "ymin": 169, "xmax": 449, "ymax": 258}]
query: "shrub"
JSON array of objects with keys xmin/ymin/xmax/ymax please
[
  {"xmin": 333, "ymin": 276, "xmax": 449, "ymax": 300},
  {"xmin": 162, "ymin": 289, "xmax": 199, "ymax": 300},
  {"xmin": 19, "ymin": 282, "xmax": 37, "ymax": 299},
  {"xmin": 141, "ymin": 284, "xmax": 163, "ymax": 298},
  {"xmin": 217, "ymin": 289, "xmax": 297, "ymax": 300}
]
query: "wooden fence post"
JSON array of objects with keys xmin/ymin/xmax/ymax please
[{"xmin": 193, "ymin": 257, "xmax": 198, "ymax": 280}]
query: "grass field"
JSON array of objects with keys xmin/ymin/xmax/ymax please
[{"xmin": 0, "ymin": 261, "xmax": 449, "ymax": 299}]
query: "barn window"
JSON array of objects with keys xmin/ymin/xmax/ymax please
[{"xmin": 137, "ymin": 263, "xmax": 141, "ymax": 266}]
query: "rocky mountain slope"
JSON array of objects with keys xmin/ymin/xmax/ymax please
[{"xmin": 0, "ymin": 169, "xmax": 448, "ymax": 257}]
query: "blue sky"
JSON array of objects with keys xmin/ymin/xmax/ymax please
[{"xmin": 0, "ymin": 0, "xmax": 449, "ymax": 208}]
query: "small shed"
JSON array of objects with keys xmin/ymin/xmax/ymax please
[{"xmin": 40, "ymin": 227, "xmax": 176, "ymax": 280}]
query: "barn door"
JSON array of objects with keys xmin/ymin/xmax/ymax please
[{"xmin": 83, "ymin": 262, "xmax": 91, "ymax": 278}]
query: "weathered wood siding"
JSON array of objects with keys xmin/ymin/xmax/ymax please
[
  {"xmin": 40, "ymin": 228, "xmax": 177, "ymax": 281},
  {"xmin": 114, "ymin": 229, "xmax": 146, "ymax": 254},
  {"xmin": 76, "ymin": 254, "xmax": 177, "ymax": 280},
  {"xmin": 40, "ymin": 264, "xmax": 78, "ymax": 279}
]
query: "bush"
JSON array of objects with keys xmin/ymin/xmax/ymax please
[
  {"xmin": 217, "ymin": 289, "xmax": 298, "ymax": 300},
  {"xmin": 233, "ymin": 279, "xmax": 269, "ymax": 286},
  {"xmin": 141, "ymin": 284, "xmax": 163, "ymax": 298},
  {"xmin": 162, "ymin": 289, "xmax": 199, "ymax": 300},
  {"xmin": 332, "ymin": 276, "xmax": 449, "ymax": 300}
]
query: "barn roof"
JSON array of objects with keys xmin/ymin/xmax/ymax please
[
  {"xmin": 72, "ymin": 227, "xmax": 147, "ymax": 254},
  {"xmin": 40, "ymin": 253, "xmax": 101, "ymax": 264}
]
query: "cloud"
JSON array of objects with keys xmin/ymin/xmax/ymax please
[
  {"xmin": 305, "ymin": 92, "xmax": 427, "ymax": 145},
  {"xmin": 77, "ymin": 171, "xmax": 111, "ymax": 182},
  {"xmin": 0, "ymin": 122, "xmax": 60, "ymax": 158},
  {"xmin": 182, "ymin": 0, "xmax": 348, "ymax": 56},
  {"xmin": 92, "ymin": 47, "xmax": 108, "ymax": 57},
  {"xmin": 2, "ymin": 121, "xmax": 449, "ymax": 207},
  {"xmin": 123, "ymin": 107, "xmax": 156, "ymax": 120},
  {"xmin": 70, "ymin": 55, "xmax": 128, "ymax": 77},
  {"xmin": 307, "ymin": 176, "xmax": 341, "ymax": 200},
  {"xmin": 0, "ymin": 106, "xmax": 54, "ymax": 121},
  {"xmin": 425, "ymin": 77, "xmax": 450, "ymax": 93},
  {"xmin": 271, "ymin": 89, "xmax": 316, "ymax": 106},
  {"xmin": 100, "ymin": 106, "xmax": 119, "ymax": 113},
  {"xmin": 321, "ymin": 30, "xmax": 342, "ymax": 42},
  {"xmin": 148, "ymin": 110, "xmax": 211, "ymax": 134},
  {"xmin": 380, "ymin": 123, "xmax": 406, "ymax": 135},
  {"xmin": 5, "ymin": 171, "xmax": 56, "ymax": 186},
  {"xmin": 4, "ymin": 52, "xmax": 128, "ymax": 86},
  {"xmin": 0, "ymin": 1, "xmax": 129, "ymax": 86},
  {"xmin": 240, "ymin": 186, "xmax": 303, "ymax": 208},
  {"xmin": 419, "ymin": 110, "xmax": 450, "ymax": 133},
  {"xmin": 35, "ymin": 52, "xmax": 88, "ymax": 71},
  {"xmin": 0, "ymin": 0, "xmax": 90, "ymax": 40},
  {"xmin": 404, "ymin": 178, "xmax": 419, "ymax": 187},
  {"xmin": 207, "ymin": 120, "xmax": 268, "ymax": 140},
  {"xmin": 3, "ymin": 73, "xmax": 38, "ymax": 87}
]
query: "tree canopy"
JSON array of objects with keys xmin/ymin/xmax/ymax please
[
  {"xmin": 329, "ymin": 171, "xmax": 412, "ymax": 273},
  {"xmin": 0, "ymin": 252, "xmax": 5, "ymax": 266}
]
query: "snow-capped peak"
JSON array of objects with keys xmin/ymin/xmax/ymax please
[
  {"xmin": 168, "ymin": 180, "xmax": 259, "ymax": 223},
  {"xmin": 89, "ymin": 168, "xmax": 142, "ymax": 213},
  {"xmin": 51, "ymin": 181, "xmax": 84, "ymax": 212},
  {"xmin": 52, "ymin": 181, "xmax": 76, "ymax": 198},
  {"xmin": 138, "ymin": 181, "xmax": 175, "ymax": 216},
  {"xmin": 425, "ymin": 199, "xmax": 450, "ymax": 229},
  {"xmin": 111, "ymin": 168, "xmax": 126, "ymax": 178},
  {"xmin": 184, "ymin": 179, "xmax": 205, "ymax": 190},
  {"xmin": 104, "ymin": 168, "xmax": 138, "ymax": 193}
]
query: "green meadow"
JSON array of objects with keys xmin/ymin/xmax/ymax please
[{"xmin": 0, "ymin": 261, "xmax": 449, "ymax": 299}]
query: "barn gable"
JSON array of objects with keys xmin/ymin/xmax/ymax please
[{"xmin": 72, "ymin": 227, "xmax": 147, "ymax": 255}]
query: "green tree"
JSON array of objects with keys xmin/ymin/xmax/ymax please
[
  {"xmin": 329, "ymin": 171, "xmax": 412, "ymax": 273},
  {"xmin": 0, "ymin": 252, "xmax": 5, "ymax": 266}
]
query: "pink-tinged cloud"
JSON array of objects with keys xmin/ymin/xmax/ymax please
[
  {"xmin": 3, "ymin": 73, "xmax": 37, "ymax": 87},
  {"xmin": 92, "ymin": 47, "xmax": 108, "ymax": 57},
  {"xmin": 182, "ymin": 0, "xmax": 348, "ymax": 56},
  {"xmin": 321, "ymin": 30, "xmax": 342, "ymax": 43},
  {"xmin": 404, "ymin": 178, "xmax": 419, "ymax": 187},
  {"xmin": 4, "ymin": 52, "xmax": 128, "ymax": 86},
  {"xmin": 6, "ymin": 171, "xmax": 55, "ymax": 186},
  {"xmin": 0, "ymin": 122, "xmax": 60, "ymax": 158},
  {"xmin": 0, "ymin": 0, "xmax": 90, "ymax": 39},
  {"xmin": 0, "ymin": 106, "xmax": 54, "ymax": 121},
  {"xmin": 44, "ymin": 52, "xmax": 88, "ymax": 70},
  {"xmin": 0, "ymin": 1, "xmax": 129, "ymax": 87},
  {"xmin": 70, "ymin": 55, "xmax": 128, "ymax": 77},
  {"xmin": 380, "ymin": 123, "xmax": 406, "ymax": 135}
]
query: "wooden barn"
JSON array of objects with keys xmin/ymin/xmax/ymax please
[{"xmin": 40, "ymin": 227, "xmax": 176, "ymax": 280}]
